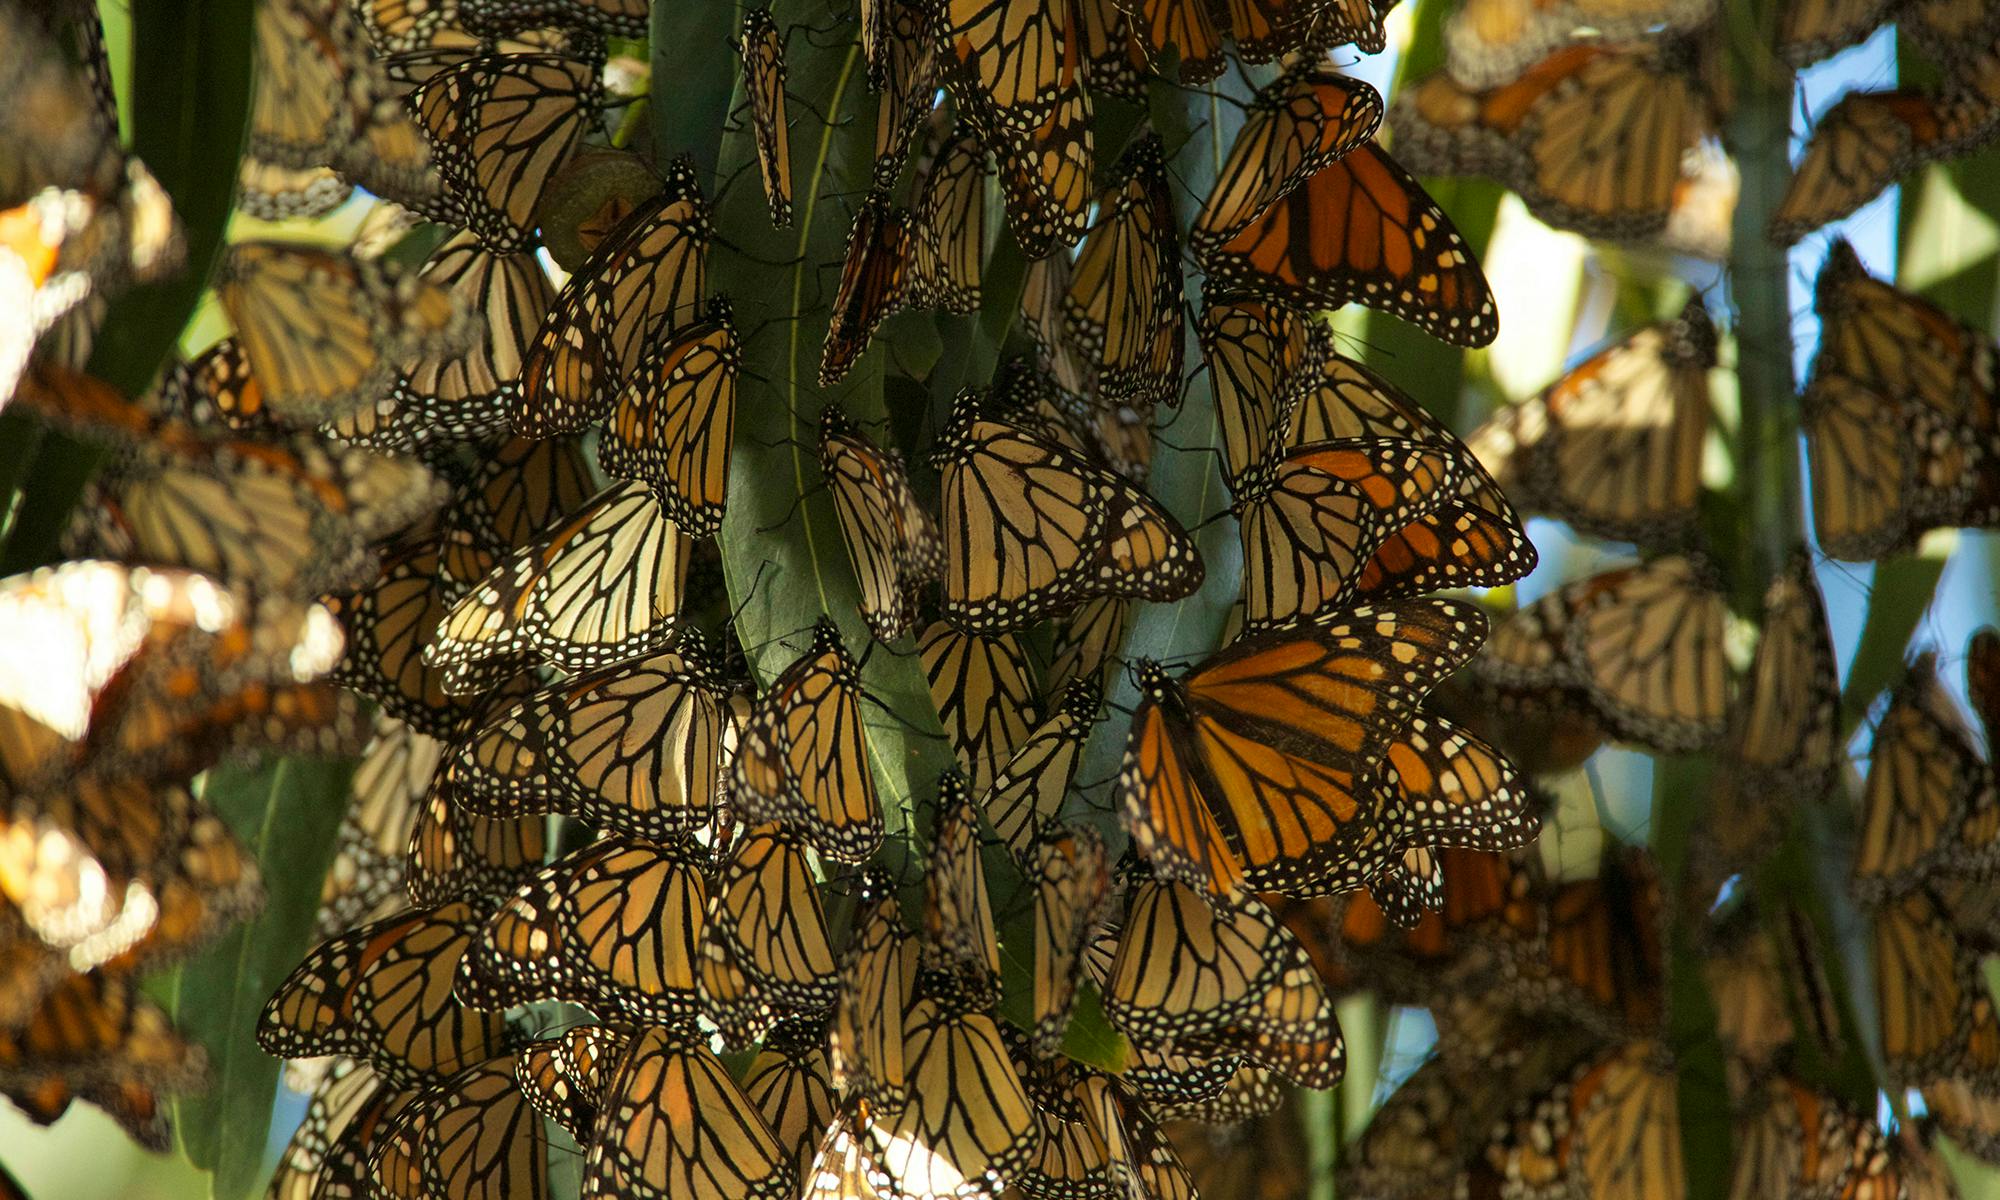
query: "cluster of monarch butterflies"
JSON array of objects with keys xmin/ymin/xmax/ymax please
[
  {"xmin": 8, "ymin": 0, "xmax": 2000, "ymax": 1193},
  {"xmin": 1384, "ymin": 0, "xmax": 2000, "ymax": 256}
]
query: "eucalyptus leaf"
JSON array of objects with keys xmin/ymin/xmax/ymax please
[{"xmin": 164, "ymin": 757, "xmax": 354, "ymax": 1200}]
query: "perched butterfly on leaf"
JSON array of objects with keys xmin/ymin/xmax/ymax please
[
  {"xmin": 919, "ymin": 622, "xmax": 1040, "ymax": 796},
  {"xmin": 740, "ymin": 8, "xmax": 793, "ymax": 227},
  {"xmin": 932, "ymin": 390, "xmax": 1202, "ymax": 632},
  {"xmin": 820, "ymin": 406, "xmax": 943, "ymax": 642},
  {"xmin": 258, "ymin": 901, "xmax": 512, "ymax": 1087},
  {"xmin": 1029, "ymin": 827, "xmax": 1110, "ymax": 1056},
  {"xmin": 983, "ymin": 679, "xmax": 1099, "ymax": 862},
  {"xmin": 1196, "ymin": 141, "xmax": 1498, "ymax": 348},
  {"xmin": 1442, "ymin": 0, "xmax": 1719, "ymax": 88},
  {"xmin": 820, "ymin": 197, "xmax": 912, "ymax": 387},
  {"xmin": 731, "ymin": 620, "xmax": 884, "ymax": 864},
  {"xmin": 598, "ymin": 295, "xmax": 738, "ymax": 538},
  {"xmin": 1468, "ymin": 299, "xmax": 1715, "ymax": 545},
  {"xmin": 1276, "ymin": 339, "xmax": 1536, "ymax": 597},
  {"xmin": 1772, "ymin": 88, "xmax": 1977, "ymax": 245},
  {"xmin": 860, "ymin": 982, "xmax": 1040, "ymax": 1200},
  {"xmin": 368, "ymin": 1056, "xmax": 549, "ymax": 1200},
  {"xmin": 1190, "ymin": 64, "xmax": 1384, "ymax": 254},
  {"xmin": 455, "ymin": 834, "xmax": 708, "ymax": 1022},
  {"xmin": 1231, "ymin": 435, "xmax": 1464, "ymax": 632},
  {"xmin": 513, "ymin": 160, "xmax": 711, "ymax": 435},
  {"xmin": 1062, "ymin": 135, "xmax": 1184, "ymax": 410},
  {"xmin": 709, "ymin": 824, "xmax": 841, "ymax": 1011},
  {"xmin": 910, "ymin": 117, "xmax": 989, "ymax": 314},
  {"xmin": 829, "ymin": 869, "xmax": 916, "ymax": 1109},
  {"xmin": 452, "ymin": 642, "xmax": 735, "ymax": 841},
  {"xmin": 1391, "ymin": 44, "xmax": 1719, "ymax": 243},
  {"xmin": 582, "ymin": 1025, "xmax": 794, "ymax": 1200},
  {"xmin": 412, "ymin": 52, "xmax": 599, "ymax": 251},
  {"xmin": 215, "ymin": 242, "xmax": 473, "ymax": 428},
  {"xmin": 426, "ymin": 480, "xmax": 695, "ymax": 688},
  {"xmin": 1121, "ymin": 598, "xmax": 1488, "ymax": 901},
  {"xmin": 1103, "ymin": 877, "xmax": 1345, "ymax": 1087}
]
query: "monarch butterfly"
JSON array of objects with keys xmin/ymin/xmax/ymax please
[
  {"xmin": 983, "ymin": 42, "xmax": 1094, "ymax": 256},
  {"xmin": 1391, "ymin": 44, "xmax": 1718, "ymax": 242},
  {"xmin": 932, "ymin": 391, "xmax": 1203, "ymax": 632},
  {"xmin": 1814, "ymin": 238, "xmax": 1993, "ymax": 426},
  {"xmin": 1725, "ymin": 1076, "xmax": 1884, "ymax": 1200},
  {"xmin": 1924, "ymin": 1078, "xmax": 2000, "ymax": 1163},
  {"xmin": 924, "ymin": 775, "xmax": 1004, "ymax": 995},
  {"xmin": 820, "ymin": 406, "xmax": 943, "ymax": 642},
  {"xmin": 438, "ymin": 435, "xmax": 596, "ymax": 588},
  {"xmin": 1535, "ymin": 848, "xmax": 1667, "ymax": 1035},
  {"xmin": 820, "ymin": 197, "xmax": 912, "ymax": 387},
  {"xmin": 1470, "ymin": 299, "xmax": 1715, "ymax": 544},
  {"xmin": 1044, "ymin": 597, "xmax": 1129, "ymax": 699},
  {"xmin": 1191, "ymin": 65, "xmax": 1383, "ymax": 253},
  {"xmin": 322, "ymin": 535, "xmax": 507, "ymax": 740},
  {"xmin": 454, "ymin": 834, "xmax": 707, "ymax": 1022},
  {"xmin": 21, "ymin": 372, "xmax": 444, "ymax": 602},
  {"xmin": 919, "ymin": 622, "xmax": 1040, "ymax": 795},
  {"xmin": 426, "ymin": 480, "xmax": 696, "ymax": 687},
  {"xmin": 1063, "ymin": 136, "xmax": 1184, "ymax": 410},
  {"xmin": 983, "ymin": 679, "xmax": 1100, "ymax": 861},
  {"xmin": 1074, "ymin": 1073, "xmax": 1196, "ymax": 1200},
  {"xmin": 405, "ymin": 769, "xmax": 548, "ymax": 908},
  {"xmin": 1280, "ymin": 342, "xmax": 1537, "ymax": 597},
  {"xmin": 512, "ymin": 160, "xmax": 710, "ymax": 434},
  {"xmin": 453, "ymin": 643, "xmax": 734, "ymax": 840},
  {"xmin": 597, "ymin": 295, "xmax": 738, "ymax": 537},
  {"xmin": 1485, "ymin": 1040, "xmax": 1684, "ymax": 1200},
  {"xmin": 0, "ymin": 968, "xmax": 208, "ymax": 1150},
  {"xmin": 215, "ymin": 242, "xmax": 473, "ymax": 429},
  {"xmin": 369, "ymin": 1057, "xmax": 549, "ymax": 1200},
  {"xmin": 739, "ymin": 8, "xmax": 793, "ymax": 227},
  {"xmin": 412, "ymin": 52, "xmax": 598, "ymax": 251},
  {"xmin": 513, "ymin": 1025, "xmax": 628, "ymax": 1145},
  {"xmin": 1029, "ymin": 827, "xmax": 1110, "ymax": 1056},
  {"xmin": 245, "ymin": 0, "xmax": 437, "ymax": 210},
  {"xmin": 236, "ymin": 160, "xmax": 353, "ymax": 222},
  {"xmin": 269, "ymin": 1058, "xmax": 413, "ymax": 1200},
  {"xmin": 1441, "ymin": 0, "xmax": 1719, "ymax": 88},
  {"xmin": 871, "ymin": 1, "xmax": 942, "ymax": 190},
  {"xmin": 1232, "ymin": 436, "xmax": 1465, "ymax": 632},
  {"xmin": 731, "ymin": 620, "xmax": 884, "ymax": 864},
  {"xmin": 830, "ymin": 870, "xmax": 917, "ymax": 1108},
  {"xmin": 1121, "ymin": 598, "xmax": 1486, "ymax": 901},
  {"xmin": 1199, "ymin": 300, "xmax": 1316, "ymax": 487},
  {"xmin": 316, "ymin": 718, "xmax": 434, "ymax": 942},
  {"xmin": 1730, "ymin": 553, "xmax": 1841, "ymax": 802},
  {"xmin": 464, "ymin": 0, "xmax": 648, "ymax": 36},
  {"xmin": 1901, "ymin": 0, "xmax": 2000, "ymax": 67},
  {"xmin": 911, "ymin": 119, "xmax": 988, "ymax": 314},
  {"xmin": 1802, "ymin": 373, "xmax": 1957, "ymax": 561},
  {"xmin": 1120, "ymin": 1046, "xmax": 1245, "ymax": 1112},
  {"xmin": 1771, "ymin": 89, "xmax": 1969, "ymax": 245},
  {"xmin": 1852, "ymin": 654, "xmax": 1994, "ymax": 897},
  {"xmin": 1780, "ymin": 0, "xmax": 1902, "ymax": 65},
  {"xmin": 258, "ymin": 901, "xmax": 512, "ymax": 1086},
  {"xmin": 709, "ymin": 824, "xmax": 840, "ymax": 1010},
  {"xmin": 862, "ymin": 981, "xmax": 1040, "ymax": 1200},
  {"xmin": 1103, "ymin": 878, "xmax": 1345, "ymax": 1087},
  {"xmin": 741, "ymin": 1025, "xmax": 838, "ymax": 1184},
  {"xmin": 342, "ymin": 232, "xmax": 557, "ymax": 452},
  {"xmin": 1119, "ymin": 0, "xmax": 1226, "ymax": 82},
  {"xmin": 1503, "ymin": 555, "xmax": 1729, "ymax": 754},
  {"xmin": 1196, "ymin": 142, "xmax": 1499, "ymax": 348},
  {"xmin": 1869, "ymin": 886, "xmax": 2000, "ymax": 1086},
  {"xmin": 582, "ymin": 1024, "xmax": 794, "ymax": 1200}
]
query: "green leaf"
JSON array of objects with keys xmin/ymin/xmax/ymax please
[
  {"xmin": 161, "ymin": 756, "xmax": 354, "ymax": 1200},
  {"xmin": 649, "ymin": 3, "xmax": 742, "ymax": 177}
]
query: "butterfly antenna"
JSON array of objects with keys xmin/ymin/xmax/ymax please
[{"xmin": 755, "ymin": 479, "xmax": 826, "ymax": 534}]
